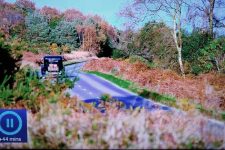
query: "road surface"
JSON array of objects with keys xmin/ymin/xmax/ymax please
[{"xmin": 65, "ymin": 63, "xmax": 171, "ymax": 111}]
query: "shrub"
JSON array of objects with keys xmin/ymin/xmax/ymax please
[
  {"xmin": 126, "ymin": 21, "xmax": 177, "ymax": 70},
  {"xmin": 62, "ymin": 44, "xmax": 71, "ymax": 53},
  {"xmin": 183, "ymin": 30, "xmax": 225, "ymax": 74},
  {"xmin": 50, "ymin": 21, "xmax": 80, "ymax": 48},
  {"xmin": 190, "ymin": 39, "xmax": 225, "ymax": 75},
  {"xmin": 129, "ymin": 55, "xmax": 156, "ymax": 68},
  {"xmin": 129, "ymin": 55, "xmax": 147, "ymax": 63},
  {"xmin": 112, "ymin": 49, "xmax": 127, "ymax": 59},
  {"xmin": 101, "ymin": 93, "xmax": 111, "ymax": 102},
  {"xmin": 0, "ymin": 76, "xmax": 14, "ymax": 106},
  {"xmin": 25, "ymin": 11, "xmax": 50, "ymax": 43},
  {"xmin": 0, "ymin": 37, "xmax": 18, "ymax": 86},
  {"xmin": 0, "ymin": 67, "xmax": 77, "ymax": 112},
  {"xmin": 138, "ymin": 89, "xmax": 177, "ymax": 107}
]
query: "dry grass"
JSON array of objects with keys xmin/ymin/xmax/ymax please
[
  {"xmin": 63, "ymin": 51, "xmax": 97, "ymax": 61},
  {"xmin": 83, "ymin": 58, "xmax": 225, "ymax": 111},
  {"xmin": 1, "ymin": 99, "xmax": 225, "ymax": 149}
]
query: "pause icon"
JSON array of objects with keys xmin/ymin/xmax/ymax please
[{"xmin": 6, "ymin": 119, "xmax": 14, "ymax": 128}]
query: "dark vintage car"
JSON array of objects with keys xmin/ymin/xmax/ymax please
[{"xmin": 41, "ymin": 55, "xmax": 65, "ymax": 77}]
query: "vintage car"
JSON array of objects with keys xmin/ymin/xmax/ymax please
[{"xmin": 41, "ymin": 55, "xmax": 65, "ymax": 78}]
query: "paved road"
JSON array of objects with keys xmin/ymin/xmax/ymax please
[
  {"xmin": 65, "ymin": 63, "xmax": 171, "ymax": 111},
  {"xmin": 38, "ymin": 62, "xmax": 225, "ymax": 136}
]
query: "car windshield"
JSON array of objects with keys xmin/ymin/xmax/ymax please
[
  {"xmin": 45, "ymin": 57, "xmax": 62, "ymax": 63},
  {"xmin": 43, "ymin": 56, "xmax": 63, "ymax": 72}
]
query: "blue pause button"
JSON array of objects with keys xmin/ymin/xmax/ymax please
[
  {"xmin": 6, "ymin": 119, "xmax": 14, "ymax": 128},
  {"xmin": 0, "ymin": 109, "xmax": 27, "ymax": 143}
]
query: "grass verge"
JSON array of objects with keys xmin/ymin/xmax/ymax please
[
  {"xmin": 86, "ymin": 71, "xmax": 177, "ymax": 107},
  {"xmin": 87, "ymin": 71, "xmax": 225, "ymax": 121}
]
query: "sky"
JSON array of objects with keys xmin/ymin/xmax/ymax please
[
  {"xmin": 5, "ymin": 0, "xmax": 225, "ymax": 34},
  {"xmin": 6, "ymin": 0, "xmax": 128, "ymax": 30}
]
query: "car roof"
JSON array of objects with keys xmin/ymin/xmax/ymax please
[{"xmin": 44, "ymin": 55, "xmax": 63, "ymax": 59}]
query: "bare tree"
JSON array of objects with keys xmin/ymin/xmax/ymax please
[
  {"xmin": 209, "ymin": 0, "xmax": 216, "ymax": 37},
  {"xmin": 187, "ymin": 0, "xmax": 225, "ymax": 38},
  {"xmin": 120, "ymin": 0, "xmax": 187, "ymax": 76}
]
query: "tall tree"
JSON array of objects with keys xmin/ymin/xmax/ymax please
[
  {"xmin": 187, "ymin": 0, "xmax": 225, "ymax": 38},
  {"xmin": 63, "ymin": 9, "xmax": 85, "ymax": 22},
  {"xmin": 209, "ymin": 0, "xmax": 215, "ymax": 37},
  {"xmin": 0, "ymin": 0, "xmax": 24, "ymax": 37},
  {"xmin": 50, "ymin": 21, "xmax": 80, "ymax": 48},
  {"xmin": 120, "ymin": 0, "xmax": 187, "ymax": 76},
  {"xmin": 40, "ymin": 6, "xmax": 61, "ymax": 21},
  {"xmin": 25, "ymin": 11, "xmax": 50, "ymax": 43}
]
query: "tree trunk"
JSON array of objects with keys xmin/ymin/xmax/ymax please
[
  {"xmin": 83, "ymin": 33, "xmax": 85, "ymax": 50},
  {"xmin": 177, "ymin": 47, "xmax": 184, "ymax": 75},
  {"xmin": 209, "ymin": 0, "xmax": 215, "ymax": 39},
  {"xmin": 172, "ymin": 7, "xmax": 185, "ymax": 76}
]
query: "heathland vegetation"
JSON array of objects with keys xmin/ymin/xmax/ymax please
[{"xmin": 0, "ymin": 0, "xmax": 225, "ymax": 148}]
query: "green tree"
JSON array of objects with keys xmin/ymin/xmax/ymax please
[
  {"xmin": 126, "ymin": 21, "xmax": 177, "ymax": 69},
  {"xmin": 25, "ymin": 11, "xmax": 50, "ymax": 43},
  {"xmin": 182, "ymin": 29, "xmax": 211, "ymax": 62},
  {"xmin": 50, "ymin": 21, "xmax": 80, "ymax": 48},
  {"xmin": 183, "ymin": 30, "xmax": 225, "ymax": 74}
]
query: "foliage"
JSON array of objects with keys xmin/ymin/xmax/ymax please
[
  {"xmin": 40, "ymin": 6, "xmax": 61, "ymax": 20},
  {"xmin": 25, "ymin": 11, "xmax": 50, "ymax": 43},
  {"xmin": 0, "ymin": 36, "xmax": 18, "ymax": 86},
  {"xmin": 27, "ymin": 42, "xmax": 51, "ymax": 54},
  {"xmin": 0, "ymin": 66, "xmax": 77, "ymax": 111},
  {"xmin": 24, "ymin": 12, "xmax": 79, "ymax": 54},
  {"xmin": 138, "ymin": 89, "xmax": 177, "ymax": 107},
  {"xmin": 1, "ymin": 0, "xmax": 116, "ymax": 56},
  {"xmin": 196, "ymin": 38, "xmax": 225, "ymax": 73},
  {"xmin": 129, "ymin": 55, "xmax": 156, "ymax": 69},
  {"xmin": 100, "ymin": 93, "xmax": 111, "ymax": 105},
  {"xmin": 76, "ymin": 16, "xmax": 116, "ymax": 55},
  {"xmin": 137, "ymin": 22, "xmax": 176, "ymax": 64},
  {"xmin": 0, "ymin": 68, "xmax": 39, "ymax": 109},
  {"xmin": 49, "ymin": 17, "xmax": 61, "ymax": 29},
  {"xmin": 61, "ymin": 44, "xmax": 73, "ymax": 53},
  {"xmin": 115, "ymin": 21, "xmax": 177, "ymax": 70},
  {"xmin": 183, "ymin": 31, "xmax": 225, "ymax": 74},
  {"xmin": 112, "ymin": 49, "xmax": 128, "ymax": 59},
  {"xmin": 63, "ymin": 9, "xmax": 85, "ymax": 22},
  {"xmin": 183, "ymin": 30, "xmax": 211, "ymax": 74},
  {"xmin": 0, "ymin": 1, "xmax": 24, "ymax": 37},
  {"xmin": 50, "ymin": 21, "xmax": 80, "ymax": 48},
  {"xmin": 83, "ymin": 58, "xmax": 225, "ymax": 120}
]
